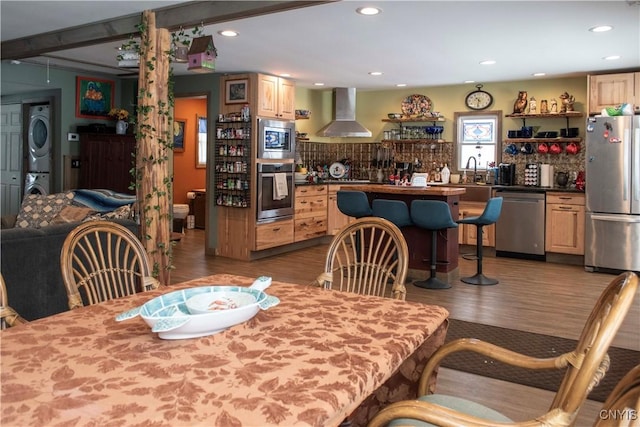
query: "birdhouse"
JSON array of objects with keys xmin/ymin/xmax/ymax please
[{"xmin": 187, "ymin": 35, "xmax": 217, "ymax": 73}]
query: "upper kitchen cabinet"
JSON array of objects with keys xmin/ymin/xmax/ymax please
[
  {"xmin": 257, "ymin": 74, "xmax": 296, "ymax": 120},
  {"xmin": 587, "ymin": 72, "xmax": 640, "ymax": 115}
]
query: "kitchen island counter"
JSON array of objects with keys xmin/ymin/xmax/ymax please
[{"xmin": 346, "ymin": 184, "xmax": 465, "ymax": 282}]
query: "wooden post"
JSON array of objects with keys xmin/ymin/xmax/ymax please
[{"xmin": 136, "ymin": 10, "xmax": 172, "ymax": 285}]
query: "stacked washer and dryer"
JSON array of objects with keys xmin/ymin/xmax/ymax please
[{"xmin": 24, "ymin": 105, "xmax": 51, "ymax": 195}]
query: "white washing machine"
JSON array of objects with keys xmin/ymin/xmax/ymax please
[
  {"xmin": 24, "ymin": 173, "xmax": 50, "ymax": 195},
  {"xmin": 27, "ymin": 105, "xmax": 51, "ymax": 173}
]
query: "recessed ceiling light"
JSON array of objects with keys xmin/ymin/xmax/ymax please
[
  {"xmin": 280, "ymin": 73, "xmax": 291, "ymax": 77},
  {"xmin": 369, "ymin": 71, "xmax": 383, "ymax": 76},
  {"xmin": 533, "ymin": 72, "xmax": 546, "ymax": 77},
  {"xmin": 356, "ymin": 7, "xmax": 381, "ymax": 15},
  {"xmin": 589, "ymin": 25, "xmax": 613, "ymax": 33},
  {"xmin": 218, "ymin": 30, "xmax": 238, "ymax": 37},
  {"xmin": 603, "ymin": 55, "xmax": 621, "ymax": 60},
  {"xmin": 10, "ymin": 60, "xmax": 21, "ymax": 65},
  {"xmin": 464, "ymin": 80, "xmax": 475, "ymax": 84},
  {"xmin": 396, "ymin": 83, "xmax": 407, "ymax": 87},
  {"xmin": 479, "ymin": 60, "xmax": 496, "ymax": 65},
  {"xmin": 314, "ymin": 82, "xmax": 325, "ymax": 86}
]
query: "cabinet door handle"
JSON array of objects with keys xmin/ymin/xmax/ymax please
[
  {"xmin": 272, "ymin": 228, "xmax": 281, "ymax": 232},
  {"xmin": 301, "ymin": 201, "xmax": 308, "ymax": 205},
  {"xmin": 559, "ymin": 197, "xmax": 572, "ymax": 200},
  {"xmin": 559, "ymin": 206, "xmax": 575, "ymax": 210}
]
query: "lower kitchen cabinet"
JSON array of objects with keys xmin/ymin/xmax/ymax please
[
  {"xmin": 327, "ymin": 185, "xmax": 354, "ymax": 235},
  {"xmin": 255, "ymin": 219, "xmax": 294, "ymax": 250},
  {"xmin": 294, "ymin": 185, "xmax": 328, "ymax": 242},
  {"xmin": 545, "ymin": 192, "xmax": 585, "ymax": 255},
  {"xmin": 458, "ymin": 201, "xmax": 495, "ymax": 247}
]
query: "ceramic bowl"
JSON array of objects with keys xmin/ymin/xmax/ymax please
[{"xmin": 119, "ymin": 286, "xmax": 279, "ymax": 340}]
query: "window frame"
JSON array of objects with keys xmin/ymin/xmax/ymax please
[{"xmin": 453, "ymin": 110, "xmax": 502, "ymax": 174}]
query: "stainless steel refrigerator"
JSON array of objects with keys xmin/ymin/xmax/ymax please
[{"xmin": 585, "ymin": 115, "xmax": 640, "ymax": 272}]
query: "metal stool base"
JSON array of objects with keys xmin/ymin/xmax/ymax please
[
  {"xmin": 414, "ymin": 277, "xmax": 451, "ymax": 290},
  {"xmin": 461, "ymin": 273, "xmax": 498, "ymax": 286}
]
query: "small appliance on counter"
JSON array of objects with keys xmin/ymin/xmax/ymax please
[{"xmin": 497, "ymin": 163, "xmax": 516, "ymax": 185}]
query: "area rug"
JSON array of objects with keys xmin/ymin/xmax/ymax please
[{"xmin": 441, "ymin": 319, "xmax": 639, "ymax": 402}]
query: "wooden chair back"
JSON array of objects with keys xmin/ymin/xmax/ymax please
[
  {"xmin": 318, "ymin": 217, "xmax": 408, "ymax": 300},
  {"xmin": 551, "ymin": 271, "xmax": 638, "ymax": 417},
  {"xmin": 593, "ymin": 364, "xmax": 640, "ymax": 427},
  {"xmin": 60, "ymin": 220, "xmax": 160, "ymax": 310},
  {"xmin": 0, "ymin": 273, "xmax": 27, "ymax": 329}
]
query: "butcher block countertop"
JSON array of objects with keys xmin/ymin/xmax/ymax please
[{"xmin": 347, "ymin": 184, "xmax": 466, "ymax": 196}]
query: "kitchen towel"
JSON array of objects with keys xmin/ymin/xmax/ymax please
[
  {"xmin": 540, "ymin": 164, "xmax": 553, "ymax": 187},
  {"xmin": 273, "ymin": 173, "xmax": 288, "ymax": 201}
]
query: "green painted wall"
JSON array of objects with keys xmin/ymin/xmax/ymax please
[{"xmin": 294, "ymin": 76, "xmax": 587, "ymax": 144}]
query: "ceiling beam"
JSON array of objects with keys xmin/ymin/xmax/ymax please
[{"xmin": 1, "ymin": 1, "xmax": 335, "ymax": 60}]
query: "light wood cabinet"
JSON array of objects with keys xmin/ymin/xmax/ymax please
[
  {"xmin": 257, "ymin": 74, "xmax": 295, "ymax": 120},
  {"xmin": 255, "ymin": 219, "xmax": 294, "ymax": 250},
  {"xmin": 327, "ymin": 185, "xmax": 354, "ymax": 235},
  {"xmin": 545, "ymin": 192, "xmax": 585, "ymax": 255},
  {"xmin": 458, "ymin": 201, "xmax": 495, "ymax": 247},
  {"xmin": 588, "ymin": 72, "xmax": 639, "ymax": 115},
  {"xmin": 294, "ymin": 185, "xmax": 327, "ymax": 242}
]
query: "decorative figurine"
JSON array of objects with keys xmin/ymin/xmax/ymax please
[
  {"xmin": 540, "ymin": 99, "xmax": 549, "ymax": 114},
  {"xmin": 559, "ymin": 92, "xmax": 575, "ymax": 112},
  {"xmin": 513, "ymin": 91, "xmax": 528, "ymax": 114},
  {"xmin": 529, "ymin": 97, "xmax": 537, "ymax": 114},
  {"xmin": 550, "ymin": 98, "xmax": 558, "ymax": 113}
]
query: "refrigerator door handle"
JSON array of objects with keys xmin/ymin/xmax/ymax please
[
  {"xmin": 634, "ymin": 127, "xmax": 640, "ymax": 205},
  {"xmin": 590, "ymin": 213, "xmax": 640, "ymax": 223},
  {"xmin": 623, "ymin": 128, "xmax": 630, "ymax": 201}
]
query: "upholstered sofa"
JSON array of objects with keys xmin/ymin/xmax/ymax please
[{"xmin": 0, "ymin": 190, "xmax": 138, "ymax": 321}]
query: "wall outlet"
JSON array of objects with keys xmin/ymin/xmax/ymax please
[
  {"xmin": 67, "ymin": 132, "xmax": 79, "ymax": 142},
  {"xmin": 71, "ymin": 159, "xmax": 81, "ymax": 168}
]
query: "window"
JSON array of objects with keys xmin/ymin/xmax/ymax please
[
  {"xmin": 453, "ymin": 111, "xmax": 502, "ymax": 173},
  {"xmin": 197, "ymin": 116, "xmax": 207, "ymax": 168}
]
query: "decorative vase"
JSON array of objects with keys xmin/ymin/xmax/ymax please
[{"xmin": 116, "ymin": 120, "xmax": 128, "ymax": 135}]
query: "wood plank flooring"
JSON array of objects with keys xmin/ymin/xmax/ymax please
[{"xmin": 171, "ymin": 229, "xmax": 639, "ymax": 425}]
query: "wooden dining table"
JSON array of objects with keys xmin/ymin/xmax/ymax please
[{"xmin": 1, "ymin": 274, "xmax": 449, "ymax": 427}]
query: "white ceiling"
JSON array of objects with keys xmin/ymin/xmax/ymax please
[{"xmin": 2, "ymin": 1, "xmax": 639, "ymax": 92}]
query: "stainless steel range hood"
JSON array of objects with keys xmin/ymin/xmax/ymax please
[{"xmin": 318, "ymin": 88, "xmax": 372, "ymax": 137}]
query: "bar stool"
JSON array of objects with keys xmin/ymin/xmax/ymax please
[
  {"xmin": 410, "ymin": 200, "xmax": 458, "ymax": 289},
  {"xmin": 372, "ymin": 199, "xmax": 412, "ymax": 229},
  {"xmin": 337, "ymin": 191, "xmax": 372, "ymax": 219},
  {"xmin": 457, "ymin": 197, "xmax": 503, "ymax": 286}
]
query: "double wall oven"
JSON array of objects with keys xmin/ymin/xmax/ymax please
[{"xmin": 255, "ymin": 118, "xmax": 296, "ymax": 223}]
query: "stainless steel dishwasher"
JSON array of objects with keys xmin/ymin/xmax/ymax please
[{"xmin": 495, "ymin": 190, "xmax": 546, "ymax": 260}]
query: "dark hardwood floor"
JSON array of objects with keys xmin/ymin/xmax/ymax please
[{"xmin": 171, "ymin": 229, "xmax": 639, "ymax": 425}]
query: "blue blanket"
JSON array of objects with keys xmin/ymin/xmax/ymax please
[{"xmin": 73, "ymin": 189, "xmax": 136, "ymax": 213}]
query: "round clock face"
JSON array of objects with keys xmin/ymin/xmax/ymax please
[{"xmin": 465, "ymin": 90, "xmax": 493, "ymax": 110}]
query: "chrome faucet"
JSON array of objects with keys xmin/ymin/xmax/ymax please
[{"xmin": 465, "ymin": 156, "xmax": 477, "ymax": 183}]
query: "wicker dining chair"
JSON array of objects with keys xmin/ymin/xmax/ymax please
[
  {"xmin": 1, "ymin": 273, "xmax": 28, "ymax": 329},
  {"xmin": 315, "ymin": 217, "xmax": 409, "ymax": 300},
  {"xmin": 367, "ymin": 271, "xmax": 639, "ymax": 427},
  {"xmin": 593, "ymin": 364, "xmax": 640, "ymax": 427},
  {"xmin": 60, "ymin": 220, "xmax": 160, "ymax": 310}
]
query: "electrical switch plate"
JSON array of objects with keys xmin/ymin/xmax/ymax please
[{"xmin": 67, "ymin": 132, "xmax": 79, "ymax": 141}]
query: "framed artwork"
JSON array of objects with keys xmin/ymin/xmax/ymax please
[
  {"xmin": 75, "ymin": 76, "xmax": 114, "ymax": 119},
  {"xmin": 225, "ymin": 79, "xmax": 248, "ymax": 104},
  {"xmin": 173, "ymin": 119, "xmax": 186, "ymax": 152}
]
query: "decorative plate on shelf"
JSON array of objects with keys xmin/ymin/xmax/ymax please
[
  {"xmin": 329, "ymin": 162, "xmax": 346, "ymax": 179},
  {"xmin": 401, "ymin": 94, "xmax": 432, "ymax": 117}
]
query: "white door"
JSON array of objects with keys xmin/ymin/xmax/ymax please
[{"xmin": 1, "ymin": 103, "xmax": 23, "ymax": 216}]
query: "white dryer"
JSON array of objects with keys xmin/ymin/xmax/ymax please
[
  {"xmin": 24, "ymin": 172, "xmax": 50, "ymax": 195},
  {"xmin": 27, "ymin": 105, "xmax": 51, "ymax": 172}
]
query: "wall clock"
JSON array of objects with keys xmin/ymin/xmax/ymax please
[{"xmin": 465, "ymin": 84, "xmax": 493, "ymax": 110}]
